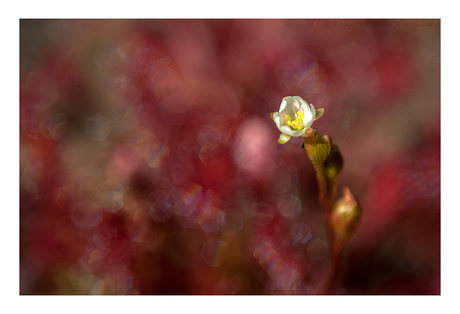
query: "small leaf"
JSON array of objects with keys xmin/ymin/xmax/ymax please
[
  {"xmin": 314, "ymin": 108, "xmax": 324, "ymax": 121},
  {"xmin": 278, "ymin": 133, "xmax": 291, "ymax": 144},
  {"xmin": 270, "ymin": 112, "xmax": 275, "ymax": 121}
]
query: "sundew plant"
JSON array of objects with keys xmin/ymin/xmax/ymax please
[{"xmin": 271, "ymin": 96, "xmax": 360, "ymax": 293}]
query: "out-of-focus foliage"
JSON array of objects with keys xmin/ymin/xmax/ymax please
[{"xmin": 20, "ymin": 19, "xmax": 440, "ymax": 295}]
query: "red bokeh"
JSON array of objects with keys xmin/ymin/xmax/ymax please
[{"xmin": 20, "ymin": 19, "xmax": 440, "ymax": 295}]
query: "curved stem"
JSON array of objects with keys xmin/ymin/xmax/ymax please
[
  {"xmin": 314, "ymin": 164, "xmax": 341, "ymax": 294},
  {"xmin": 314, "ymin": 166, "xmax": 334, "ymax": 251},
  {"xmin": 325, "ymin": 240, "xmax": 345, "ymax": 294}
]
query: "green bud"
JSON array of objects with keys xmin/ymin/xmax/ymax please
[
  {"xmin": 323, "ymin": 144, "xmax": 344, "ymax": 181},
  {"xmin": 303, "ymin": 128, "xmax": 332, "ymax": 168},
  {"xmin": 331, "ymin": 187, "xmax": 361, "ymax": 240}
]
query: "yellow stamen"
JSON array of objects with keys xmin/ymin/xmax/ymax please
[
  {"xmin": 285, "ymin": 111, "xmax": 305, "ymax": 131},
  {"xmin": 284, "ymin": 110, "xmax": 305, "ymax": 131}
]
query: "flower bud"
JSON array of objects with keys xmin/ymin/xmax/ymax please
[
  {"xmin": 303, "ymin": 129, "xmax": 332, "ymax": 168},
  {"xmin": 331, "ymin": 187, "xmax": 361, "ymax": 240},
  {"xmin": 323, "ymin": 144, "xmax": 343, "ymax": 181}
]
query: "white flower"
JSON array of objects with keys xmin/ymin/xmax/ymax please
[{"xmin": 271, "ymin": 96, "xmax": 323, "ymax": 144}]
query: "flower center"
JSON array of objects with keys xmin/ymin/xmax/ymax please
[{"xmin": 285, "ymin": 111, "xmax": 305, "ymax": 131}]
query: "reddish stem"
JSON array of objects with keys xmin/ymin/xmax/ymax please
[{"xmin": 315, "ymin": 164, "xmax": 342, "ymax": 294}]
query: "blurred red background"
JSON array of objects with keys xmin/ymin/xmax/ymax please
[{"xmin": 20, "ymin": 19, "xmax": 440, "ymax": 295}]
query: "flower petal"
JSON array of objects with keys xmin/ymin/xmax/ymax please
[
  {"xmin": 303, "ymin": 111, "xmax": 314, "ymax": 127},
  {"xmin": 273, "ymin": 111, "xmax": 281, "ymax": 126},
  {"xmin": 293, "ymin": 96, "xmax": 309, "ymax": 110},
  {"xmin": 279, "ymin": 124, "xmax": 305, "ymax": 137},
  {"xmin": 301, "ymin": 103, "xmax": 315, "ymax": 128},
  {"xmin": 279, "ymin": 99, "xmax": 287, "ymax": 112}
]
